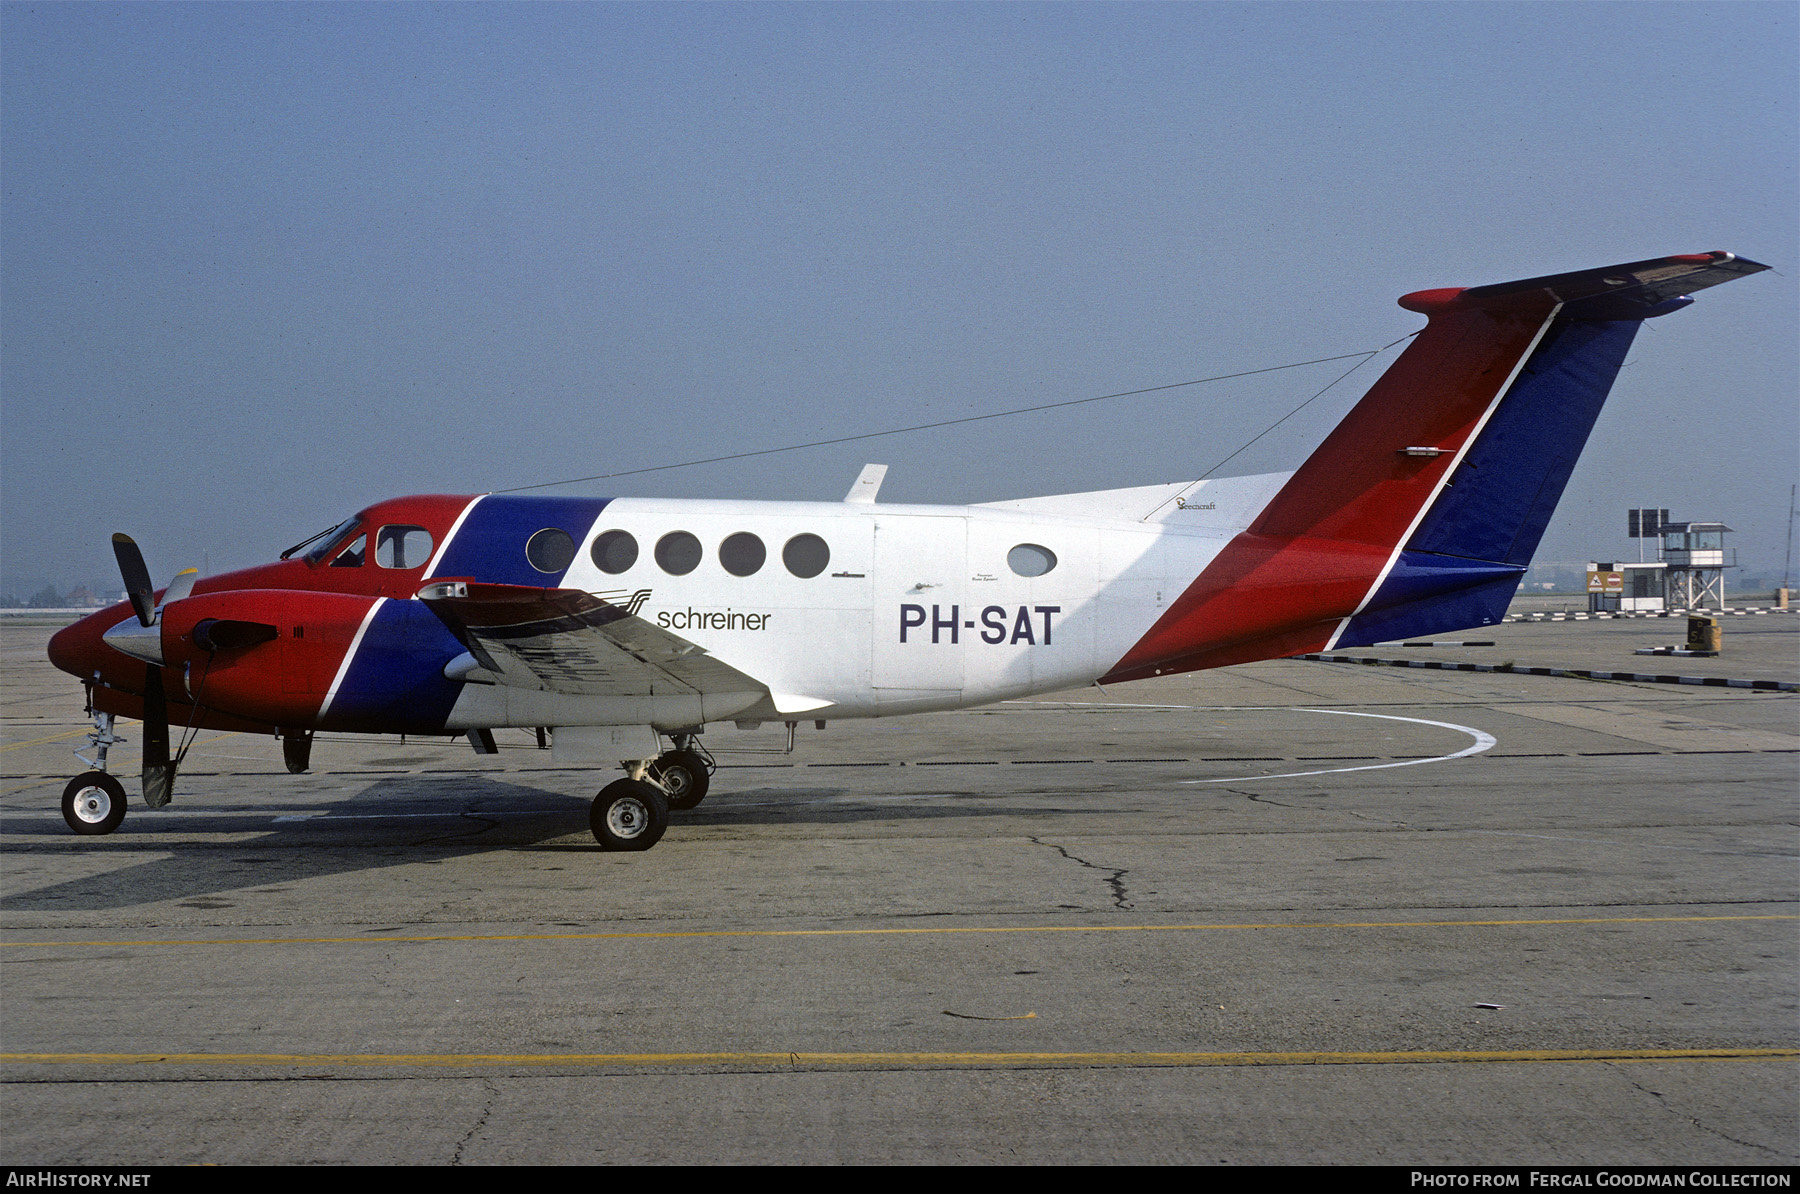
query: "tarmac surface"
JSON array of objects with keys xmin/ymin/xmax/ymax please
[{"xmin": 1, "ymin": 605, "xmax": 1795, "ymax": 1165}]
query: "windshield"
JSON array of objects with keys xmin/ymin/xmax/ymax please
[{"xmin": 303, "ymin": 517, "xmax": 364, "ymax": 566}]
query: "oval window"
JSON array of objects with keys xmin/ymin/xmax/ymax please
[
  {"xmin": 783, "ymin": 533, "xmax": 830, "ymax": 579},
  {"xmin": 591, "ymin": 529, "xmax": 639, "ymax": 575},
  {"xmin": 655, "ymin": 531, "xmax": 703, "ymax": 576},
  {"xmin": 1007, "ymin": 543, "xmax": 1057, "ymax": 577},
  {"xmin": 526, "ymin": 528, "xmax": 576, "ymax": 573},
  {"xmin": 719, "ymin": 532, "xmax": 766, "ymax": 577}
]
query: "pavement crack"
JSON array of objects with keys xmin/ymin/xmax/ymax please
[
  {"xmin": 408, "ymin": 809, "xmax": 503, "ymax": 847},
  {"xmin": 1613, "ymin": 1066, "xmax": 1795, "ymax": 1159},
  {"xmin": 450, "ymin": 1075, "xmax": 499, "ymax": 1165},
  {"xmin": 1219, "ymin": 786, "xmax": 1294, "ymax": 808},
  {"xmin": 1028, "ymin": 836, "xmax": 1133, "ymax": 910}
]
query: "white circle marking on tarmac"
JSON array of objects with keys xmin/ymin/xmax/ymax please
[{"xmin": 1181, "ymin": 708, "xmax": 1496, "ymax": 784}]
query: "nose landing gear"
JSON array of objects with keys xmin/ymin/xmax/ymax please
[{"xmin": 61, "ymin": 710, "xmax": 129, "ymax": 836}]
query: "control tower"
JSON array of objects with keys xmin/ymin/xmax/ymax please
[{"xmin": 1660, "ymin": 521, "xmax": 1733, "ymax": 610}]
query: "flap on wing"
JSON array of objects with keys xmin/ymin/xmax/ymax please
[{"xmin": 419, "ymin": 582, "xmax": 768, "ymax": 699}]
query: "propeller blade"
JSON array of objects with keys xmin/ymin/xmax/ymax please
[
  {"xmin": 163, "ymin": 567, "xmax": 199, "ymax": 606},
  {"xmin": 193, "ymin": 618, "xmax": 278, "ymax": 653},
  {"xmin": 140, "ymin": 663, "xmax": 174, "ymax": 808},
  {"xmin": 112, "ymin": 534, "xmax": 156, "ymax": 628}
]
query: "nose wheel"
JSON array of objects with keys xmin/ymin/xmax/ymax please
[
  {"xmin": 590, "ymin": 779, "xmax": 669, "ymax": 851},
  {"xmin": 62, "ymin": 772, "xmax": 127, "ymax": 836}
]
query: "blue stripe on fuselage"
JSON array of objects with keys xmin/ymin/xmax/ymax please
[
  {"xmin": 320, "ymin": 598, "xmax": 470, "ymax": 733},
  {"xmin": 324, "ymin": 495, "xmax": 613, "ymax": 731},
  {"xmin": 428, "ymin": 495, "xmax": 613, "ymax": 587}
]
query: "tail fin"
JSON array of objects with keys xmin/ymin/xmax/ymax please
[{"xmin": 1104, "ymin": 251, "xmax": 1768, "ymax": 681}]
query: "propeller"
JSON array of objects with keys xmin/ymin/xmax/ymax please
[
  {"xmin": 109, "ymin": 535, "xmax": 175, "ymax": 807},
  {"xmin": 112, "ymin": 533, "xmax": 157, "ymax": 629},
  {"xmin": 106, "ymin": 535, "xmax": 280, "ymax": 809}
]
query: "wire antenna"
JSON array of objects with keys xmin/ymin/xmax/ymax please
[{"xmin": 493, "ymin": 348, "xmax": 1394, "ymax": 495}]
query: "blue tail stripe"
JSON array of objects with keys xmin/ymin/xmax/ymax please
[
  {"xmin": 1334, "ymin": 311, "xmax": 1646, "ymax": 646},
  {"xmin": 1333, "ymin": 551, "xmax": 1523, "ymax": 648},
  {"xmin": 1407, "ymin": 316, "xmax": 1640, "ymax": 566}
]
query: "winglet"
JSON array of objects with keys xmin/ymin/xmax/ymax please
[{"xmin": 844, "ymin": 464, "xmax": 888, "ymax": 503}]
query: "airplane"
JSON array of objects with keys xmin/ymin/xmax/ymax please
[{"xmin": 45, "ymin": 251, "xmax": 1769, "ymax": 849}]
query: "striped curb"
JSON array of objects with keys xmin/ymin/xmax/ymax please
[
  {"xmin": 1299, "ymin": 653, "xmax": 1796, "ymax": 692},
  {"xmin": 1504, "ymin": 608, "xmax": 1797, "ymax": 621}
]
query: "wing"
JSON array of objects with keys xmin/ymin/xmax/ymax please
[{"xmin": 419, "ymin": 582, "xmax": 767, "ymax": 701}]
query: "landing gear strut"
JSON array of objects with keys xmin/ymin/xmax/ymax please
[{"xmin": 649, "ymin": 737, "xmax": 712, "ymax": 811}]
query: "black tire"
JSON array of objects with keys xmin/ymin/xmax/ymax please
[
  {"xmin": 62, "ymin": 772, "xmax": 127, "ymax": 836},
  {"xmin": 590, "ymin": 779, "xmax": 669, "ymax": 851},
  {"xmin": 650, "ymin": 750, "xmax": 711, "ymax": 810}
]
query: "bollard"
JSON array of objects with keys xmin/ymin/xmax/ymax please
[{"xmin": 1686, "ymin": 615, "xmax": 1722, "ymax": 654}]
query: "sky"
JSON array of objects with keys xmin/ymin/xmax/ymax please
[{"xmin": 3, "ymin": 1, "xmax": 1796, "ymax": 596}]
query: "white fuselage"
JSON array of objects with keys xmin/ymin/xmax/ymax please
[{"xmin": 442, "ymin": 474, "xmax": 1291, "ymax": 729}]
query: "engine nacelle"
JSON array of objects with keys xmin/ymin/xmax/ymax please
[{"xmin": 158, "ymin": 589, "xmax": 378, "ymax": 726}]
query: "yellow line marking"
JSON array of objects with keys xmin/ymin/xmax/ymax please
[
  {"xmin": 1, "ymin": 1048, "xmax": 1792, "ymax": 1069},
  {"xmin": 2, "ymin": 914, "xmax": 1792, "ymax": 950},
  {"xmin": 0, "ymin": 726, "xmax": 108, "ymax": 752}
]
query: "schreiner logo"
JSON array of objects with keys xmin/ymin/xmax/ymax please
[
  {"xmin": 657, "ymin": 607, "xmax": 771, "ymax": 631},
  {"xmin": 596, "ymin": 588, "xmax": 653, "ymax": 616}
]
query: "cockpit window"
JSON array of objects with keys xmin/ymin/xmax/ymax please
[
  {"xmin": 304, "ymin": 517, "xmax": 363, "ymax": 566},
  {"xmin": 329, "ymin": 534, "xmax": 367, "ymax": 568},
  {"xmin": 376, "ymin": 525, "xmax": 434, "ymax": 569}
]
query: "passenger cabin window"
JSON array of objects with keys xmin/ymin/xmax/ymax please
[
  {"xmin": 719, "ymin": 533, "xmax": 766, "ymax": 577},
  {"xmin": 592, "ymin": 530, "xmax": 638, "ymax": 574},
  {"xmin": 376, "ymin": 525, "xmax": 434, "ymax": 569},
  {"xmin": 329, "ymin": 534, "xmax": 367, "ymax": 568},
  {"xmin": 1007, "ymin": 543, "xmax": 1057, "ymax": 577},
  {"xmin": 656, "ymin": 531, "xmax": 702, "ymax": 576},
  {"xmin": 526, "ymin": 528, "xmax": 577, "ymax": 573},
  {"xmin": 783, "ymin": 533, "xmax": 830, "ymax": 578}
]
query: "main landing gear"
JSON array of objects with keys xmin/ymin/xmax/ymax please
[{"xmin": 587, "ymin": 733, "xmax": 715, "ymax": 850}]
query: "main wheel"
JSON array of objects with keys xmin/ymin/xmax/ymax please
[
  {"xmin": 590, "ymin": 779, "xmax": 669, "ymax": 851},
  {"xmin": 62, "ymin": 772, "xmax": 127, "ymax": 836},
  {"xmin": 650, "ymin": 750, "xmax": 711, "ymax": 810}
]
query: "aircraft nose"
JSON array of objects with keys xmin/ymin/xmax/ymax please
[{"xmin": 47, "ymin": 606, "xmax": 129, "ymax": 680}]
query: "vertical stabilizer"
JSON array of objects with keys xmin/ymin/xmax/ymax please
[{"xmin": 1105, "ymin": 252, "xmax": 1768, "ymax": 681}]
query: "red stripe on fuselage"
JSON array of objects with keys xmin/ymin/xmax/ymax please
[{"xmin": 1104, "ymin": 297, "xmax": 1556, "ymax": 683}]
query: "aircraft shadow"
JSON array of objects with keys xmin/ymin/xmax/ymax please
[{"xmin": 1, "ymin": 775, "xmax": 1101, "ymax": 912}]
